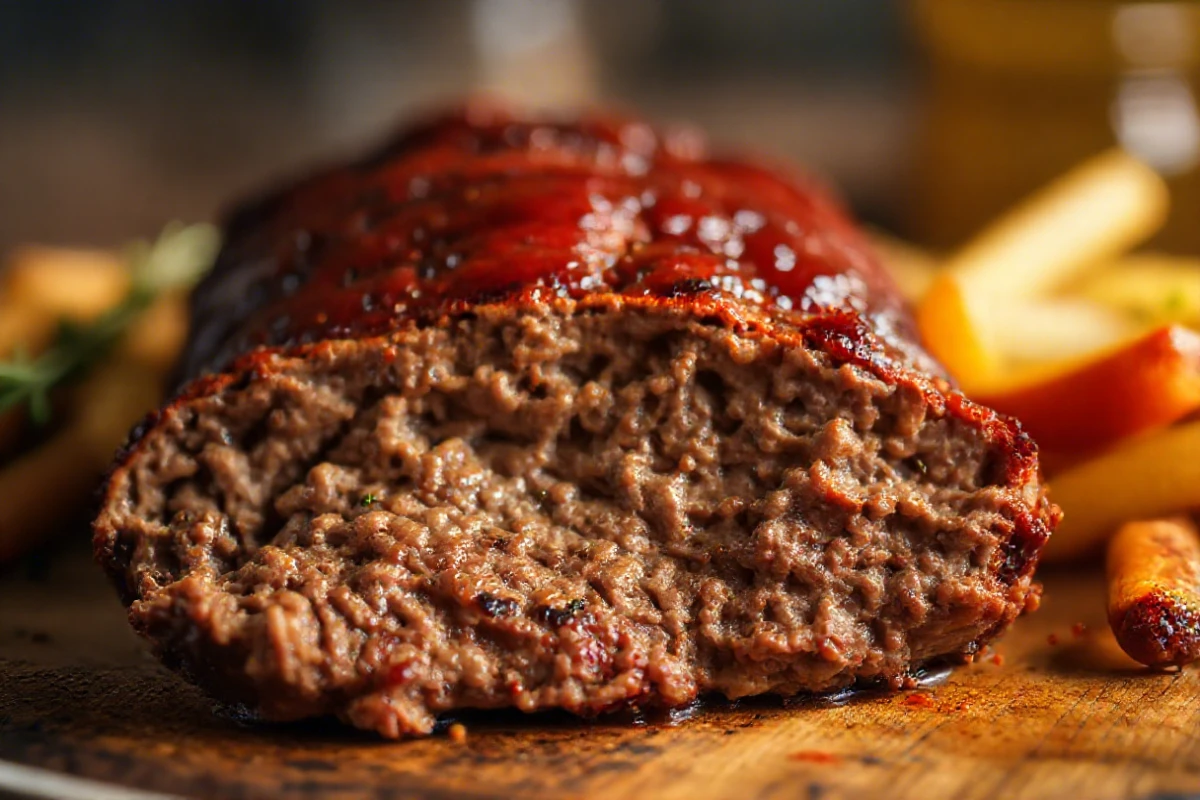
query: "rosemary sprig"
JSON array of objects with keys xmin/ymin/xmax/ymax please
[{"xmin": 0, "ymin": 222, "xmax": 220, "ymax": 425}]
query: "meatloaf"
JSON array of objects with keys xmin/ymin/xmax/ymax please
[{"xmin": 93, "ymin": 104, "xmax": 1057, "ymax": 738}]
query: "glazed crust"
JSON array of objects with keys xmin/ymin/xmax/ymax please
[{"xmin": 178, "ymin": 103, "xmax": 935, "ymax": 381}]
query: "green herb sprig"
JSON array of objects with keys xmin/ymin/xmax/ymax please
[{"xmin": 0, "ymin": 222, "xmax": 220, "ymax": 425}]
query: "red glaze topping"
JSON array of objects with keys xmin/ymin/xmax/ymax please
[{"xmin": 181, "ymin": 103, "xmax": 927, "ymax": 379}]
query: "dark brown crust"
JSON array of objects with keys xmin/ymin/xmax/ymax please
[
  {"xmin": 1107, "ymin": 517, "xmax": 1200, "ymax": 669},
  {"xmin": 1110, "ymin": 589, "xmax": 1200, "ymax": 668}
]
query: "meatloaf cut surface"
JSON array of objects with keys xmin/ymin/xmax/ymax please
[{"xmin": 94, "ymin": 104, "xmax": 1057, "ymax": 737}]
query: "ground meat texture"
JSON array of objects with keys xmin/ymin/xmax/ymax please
[{"xmin": 93, "ymin": 104, "xmax": 1058, "ymax": 738}]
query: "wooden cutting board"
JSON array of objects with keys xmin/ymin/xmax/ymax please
[{"xmin": 2, "ymin": 540, "xmax": 1199, "ymax": 800}]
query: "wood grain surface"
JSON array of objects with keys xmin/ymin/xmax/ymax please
[{"xmin": 2, "ymin": 541, "xmax": 1199, "ymax": 800}]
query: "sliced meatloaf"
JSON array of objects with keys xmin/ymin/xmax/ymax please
[{"xmin": 94, "ymin": 104, "xmax": 1057, "ymax": 737}]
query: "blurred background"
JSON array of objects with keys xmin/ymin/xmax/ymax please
[{"xmin": 1, "ymin": 0, "xmax": 1199, "ymax": 254}]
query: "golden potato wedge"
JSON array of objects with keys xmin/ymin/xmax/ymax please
[
  {"xmin": 917, "ymin": 273, "xmax": 998, "ymax": 390},
  {"xmin": 917, "ymin": 150, "xmax": 1167, "ymax": 390},
  {"xmin": 1, "ymin": 245, "xmax": 133, "ymax": 457},
  {"xmin": 3, "ymin": 245, "xmax": 129, "ymax": 320},
  {"xmin": 118, "ymin": 291, "xmax": 189, "ymax": 371},
  {"xmin": 986, "ymin": 299, "xmax": 1144, "ymax": 367},
  {"xmin": 1077, "ymin": 253, "xmax": 1200, "ymax": 328},
  {"xmin": 944, "ymin": 149, "xmax": 1168, "ymax": 299},
  {"xmin": 1043, "ymin": 418, "xmax": 1200, "ymax": 563},
  {"xmin": 0, "ymin": 302, "xmax": 56, "ymax": 358},
  {"xmin": 0, "ymin": 358, "xmax": 164, "ymax": 564},
  {"xmin": 0, "ymin": 418, "xmax": 102, "ymax": 563},
  {"xmin": 0, "ymin": 303, "xmax": 53, "ymax": 458}
]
